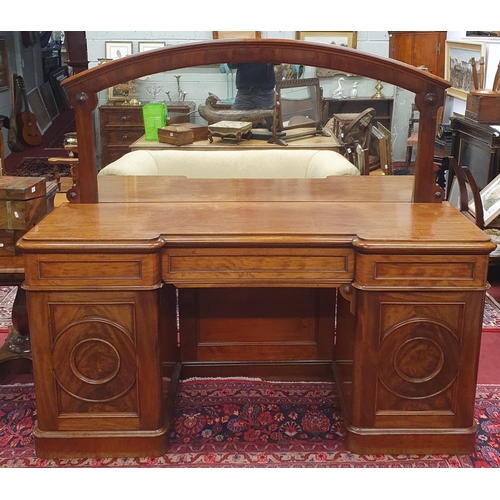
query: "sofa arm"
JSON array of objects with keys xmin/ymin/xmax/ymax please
[
  {"xmin": 305, "ymin": 151, "xmax": 360, "ymax": 177},
  {"xmin": 98, "ymin": 150, "xmax": 160, "ymax": 176}
]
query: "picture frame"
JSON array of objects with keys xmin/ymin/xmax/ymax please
[
  {"xmin": 0, "ymin": 38, "xmax": 8, "ymax": 92},
  {"xmin": 49, "ymin": 66, "xmax": 69, "ymax": 112},
  {"xmin": 296, "ymin": 31, "xmax": 357, "ymax": 49},
  {"xmin": 212, "ymin": 31, "xmax": 261, "ymax": 39},
  {"xmin": 105, "ymin": 41, "xmax": 133, "ymax": 60},
  {"xmin": 107, "ymin": 81, "xmax": 135, "ymax": 102},
  {"xmin": 445, "ymin": 40, "xmax": 486, "ymax": 100},
  {"xmin": 469, "ymin": 174, "xmax": 500, "ymax": 226},
  {"xmin": 138, "ymin": 42, "xmax": 166, "ymax": 52},
  {"xmin": 27, "ymin": 87, "xmax": 51, "ymax": 134}
]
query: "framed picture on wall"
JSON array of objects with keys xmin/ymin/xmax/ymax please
[
  {"xmin": 105, "ymin": 41, "xmax": 133, "ymax": 60},
  {"xmin": 212, "ymin": 31, "xmax": 261, "ymax": 39},
  {"xmin": 470, "ymin": 174, "xmax": 500, "ymax": 226},
  {"xmin": 138, "ymin": 42, "xmax": 166, "ymax": 52},
  {"xmin": 445, "ymin": 40, "xmax": 486, "ymax": 100},
  {"xmin": 0, "ymin": 38, "xmax": 8, "ymax": 92},
  {"xmin": 296, "ymin": 31, "xmax": 357, "ymax": 48}
]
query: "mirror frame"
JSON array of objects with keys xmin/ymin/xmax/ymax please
[{"xmin": 62, "ymin": 38, "xmax": 450, "ymax": 204}]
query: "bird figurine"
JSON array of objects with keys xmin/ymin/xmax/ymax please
[
  {"xmin": 332, "ymin": 77, "xmax": 345, "ymax": 99},
  {"xmin": 350, "ymin": 81, "xmax": 358, "ymax": 98}
]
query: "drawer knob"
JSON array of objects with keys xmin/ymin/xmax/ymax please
[
  {"xmin": 120, "ymin": 116, "xmax": 128, "ymax": 121},
  {"xmin": 122, "ymin": 135, "xmax": 128, "ymax": 140}
]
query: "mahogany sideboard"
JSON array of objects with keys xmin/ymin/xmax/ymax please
[{"xmin": 18, "ymin": 176, "xmax": 493, "ymax": 458}]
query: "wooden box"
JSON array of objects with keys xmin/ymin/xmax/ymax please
[
  {"xmin": 179, "ymin": 123, "xmax": 209, "ymax": 142},
  {"xmin": 158, "ymin": 125, "xmax": 194, "ymax": 146},
  {"xmin": 166, "ymin": 112, "xmax": 190, "ymax": 125},
  {"xmin": 0, "ymin": 229, "xmax": 28, "ymax": 256},
  {"xmin": 465, "ymin": 93, "xmax": 500, "ymax": 123},
  {"xmin": 0, "ymin": 177, "xmax": 48, "ymax": 230},
  {"xmin": 0, "ymin": 181, "xmax": 57, "ymax": 256}
]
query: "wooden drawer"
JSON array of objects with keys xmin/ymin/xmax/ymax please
[
  {"xmin": 105, "ymin": 128, "xmax": 144, "ymax": 146},
  {"xmin": 23, "ymin": 252, "xmax": 161, "ymax": 290},
  {"xmin": 355, "ymin": 253, "xmax": 487, "ymax": 289},
  {"xmin": 162, "ymin": 247, "xmax": 354, "ymax": 285},
  {"xmin": 100, "ymin": 106, "xmax": 143, "ymax": 127}
]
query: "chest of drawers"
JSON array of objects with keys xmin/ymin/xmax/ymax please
[{"xmin": 99, "ymin": 105, "xmax": 144, "ymax": 167}]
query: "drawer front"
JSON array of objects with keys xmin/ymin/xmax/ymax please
[
  {"xmin": 100, "ymin": 108, "xmax": 143, "ymax": 127},
  {"xmin": 355, "ymin": 253, "xmax": 488, "ymax": 289},
  {"xmin": 23, "ymin": 253, "xmax": 161, "ymax": 290},
  {"xmin": 163, "ymin": 247, "xmax": 354, "ymax": 285},
  {"xmin": 105, "ymin": 128, "xmax": 144, "ymax": 146}
]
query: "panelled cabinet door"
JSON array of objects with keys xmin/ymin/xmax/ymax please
[{"xmin": 389, "ymin": 31, "xmax": 446, "ymax": 78}]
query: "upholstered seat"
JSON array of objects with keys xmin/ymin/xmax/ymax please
[{"xmin": 98, "ymin": 149, "xmax": 361, "ymax": 178}]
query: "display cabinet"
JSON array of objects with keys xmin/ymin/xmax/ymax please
[{"xmin": 450, "ymin": 114, "xmax": 500, "ymax": 192}]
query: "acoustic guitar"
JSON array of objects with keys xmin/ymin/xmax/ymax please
[{"xmin": 15, "ymin": 75, "xmax": 42, "ymax": 147}]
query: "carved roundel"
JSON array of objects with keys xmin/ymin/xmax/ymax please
[
  {"xmin": 52, "ymin": 318, "xmax": 136, "ymax": 403},
  {"xmin": 378, "ymin": 318, "xmax": 460, "ymax": 399}
]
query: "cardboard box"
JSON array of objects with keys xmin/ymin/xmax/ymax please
[
  {"xmin": 465, "ymin": 93, "xmax": 500, "ymax": 123},
  {"xmin": 158, "ymin": 125, "xmax": 194, "ymax": 146}
]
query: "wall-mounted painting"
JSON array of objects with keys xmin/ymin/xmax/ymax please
[
  {"xmin": 212, "ymin": 31, "xmax": 261, "ymax": 39},
  {"xmin": 296, "ymin": 31, "xmax": 357, "ymax": 48},
  {"xmin": 0, "ymin": 38, "xmax": 8, "ymax": 91},
  {"xmin": 105, "ymin": 41, "xmax": 133, "ymax": 60},
  {"xmin": 445, "ymin": 40, "xmax": 486, "ymax": 100},
  {"xmin": 296, "ymin": 32, "xmax": 357, "ymax": 78},
  {"xmin": 138, "ymin": 42, "xmax": 166, "ymax": 52}
]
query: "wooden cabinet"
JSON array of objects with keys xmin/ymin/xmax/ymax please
[
  {"xmin": 99, "ymin": 105, "xmax": 144, "ymax": 168},
  {"xmin": 450, "ymin": 115, "xmax": 500, "ymax": 191},
  {"xmin": 388, "ymin": 31, "xmax": 446, "ymax": 77},
  {"xmin": 99, "ymin": 103, "xmax": 198, "ymax": 167}
]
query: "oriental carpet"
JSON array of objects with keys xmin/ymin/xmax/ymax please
[{"xmin": 0, "ymin": 379, "xmax": 499, "ymax": 468}]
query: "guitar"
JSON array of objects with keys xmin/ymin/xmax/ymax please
[{"xmin": 15, "ymin": 75, "xmax": 42, "ymax": 147}]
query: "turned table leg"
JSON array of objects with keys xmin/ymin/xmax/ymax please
[{"xmin": 0, "ymin": 286, "xmax": 32, "ymax": 365}]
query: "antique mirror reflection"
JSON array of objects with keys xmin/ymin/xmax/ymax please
[{"xmin": 97, "ymin": 61, "xmax": 417, "ymax": 174}]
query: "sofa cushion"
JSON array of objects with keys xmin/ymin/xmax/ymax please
[{"xmin": 98, "ymin": 149, "xmax": 360, "ymax": 178}]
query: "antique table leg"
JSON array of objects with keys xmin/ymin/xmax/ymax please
[{"xmin": 0, "ymin": 286, "xmax": 32, "ymax": 368}]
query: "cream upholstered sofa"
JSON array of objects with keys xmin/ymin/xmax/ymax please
[{"xmin": 98, "ymin": 149, "xmax": 360, "ymax": 178}]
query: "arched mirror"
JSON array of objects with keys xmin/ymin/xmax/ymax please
[{"xmin": 61, "ymin": 39, "xmax": 449, "ymax": 204}]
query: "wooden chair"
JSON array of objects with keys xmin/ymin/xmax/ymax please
[
  {"xmin": 47, "ymin": 132, "xmax": 78, "ymax": 191},
  {"xmin": 372, "ymin": 122, "xmax": 394, "ymax": 175},
  {"xmin": 405, "ymin": 103, "xmax": 419, "ymax": 171},
  {"xmin": 337, "ymin": 108, "xmax": 376, "ymax": 171},
  {"xmin": 447, "ymin": 156, "xmax": 484, "ymax": 229}
]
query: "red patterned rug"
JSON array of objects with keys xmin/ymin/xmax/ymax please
[
  {"xmin": 7, "ymin": 157, "xmax": 72, "ymax": 182},
  {"xmin": 483, "ymin": 293, "xmax": 500, "ymax": 332},
  {"xmin": 0, "ymin": 379, "xmax": 499, "ymax": 468}
]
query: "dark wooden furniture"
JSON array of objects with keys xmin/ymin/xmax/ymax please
[
  {"xmin": 323, "ymin": 97, "xmax": 393, "ymax": 132},
  {"xmin": 389, "ymin": 31, "xmax": 446, "ymax": 77},
  {"xmin": 450, "ymin": 114, "xmax": 500, "ymax": 192},
  {"xmin": 99, "ymin": 105, "xmax": 144, "ymax": 168},
  {"xmin": 18, "ymin": 39, "xmax": 490, "ymax": 459},
  {"xmin": 19, "ymin": 176, "xmax": 492, "ymax": 458},
  {"xmin": 130, "ymin": 130, "xmax": 340, "ymax": 151},
  {"xmin": 0, "ymin": 181, "xmax": 58, "ymax": 371},
  {"xmin": 99, "ymin": 103, "xmax": 198, "ymax": 167}
]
